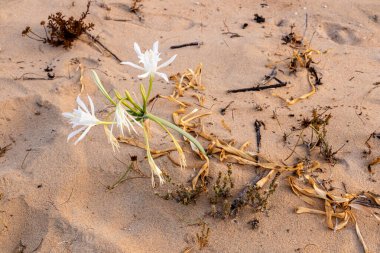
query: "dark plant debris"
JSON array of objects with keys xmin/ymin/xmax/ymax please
[
  {"xmin": 254, "ymin": 120, "xmax": 265, "ymax": 153},
  {"xmin": 209, "ymin": 166, "xmax": 234, "ymax": 219},
  {"xmin": 22, "ymin": 1, "xmax": 94, "ymax": 49},
  {"xmin": 158, "ymin": 177, "xmax": 210, "ymax": 205},
  {"xmin": 227, "ymin": 68, "xmax": 287, "ymax": 93},
  {"xmin": 85, "ymin": 32, "xmax": 122, "ymax": 62},
  {"xmin": 281, "ymin": 24, "xmax": 303, "ymax": 47},
  {"xmin": 286, "ymin": 109, "xmax": 343, "ymax": 164},
  {"xmin": 196, "ymin": 223, "xmax": 211, "ymax": 250},
  {"xmin": 227, "ymin": 82, "xmax": 287, "ymax": 93},
  {"xmin": 363, "ymin": 131, "xmax": 380, "ymax": 157},
  {"xmin": 0, "ymin": 144, "xmax": 11, "ymax": 158},
  {"xmin": 230, "ymin": 171, "xmax": 280, "ymax": 216},
  {"xmin": 368, "ymin": 157, "xmax": 380, "ymax": 174},
  {"xmin": 222, "ymin": 21, "xmax": 243, "ymax": 38},
  {"xmin": 253, "ymin": 14, "xmax": 265, "ymax": 23},
  {"xmin": 307, "ymin": 66, "xmax": 323, "ymax": 86},
  {"xmin": 241, "ymin": 23, "xmax": 249, "ymax": 29},
  {"xmin": 247, "ymin": 218, "xmax": 260, "ymax": 230},
  {"xmin": 220, "ymin": 101, "xmax": 234, "ymax": 115},
  {"xmin": 170, "ymin": 41, "xmax": 203, "ymax": 49},
  {"xmin": 14, "ymin": 241, "xmax": 26, "ymax": 253},
  {"xmin": 130, "ymin": 0, "xmax": 144, "ymax": 21}
]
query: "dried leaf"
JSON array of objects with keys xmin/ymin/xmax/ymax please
[
  {"xmin": 272, "ymin": 75, "xmax": 316, "ymax": 105},
  {"xmin": 78, "ymin": 63, "xmax": 85, "ymax": 92},
  {"xmin": 170, "ymin": 64, "xmax": 205, "ymax": 98},
  {"xmin": 221, "ymin": 119, "xmax": 232, "ymax": 133},
  {"xmin": 351, "ymin": 214, "xmax": 369, "ymax": 253}
]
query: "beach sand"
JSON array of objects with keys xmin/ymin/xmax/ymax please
[{"xmin": 0, "ymin": 0, "xmax": 379, "ymax": 252}]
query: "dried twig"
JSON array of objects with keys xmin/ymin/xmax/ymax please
[
  {"xmin": 220, "ymin": 101, "xmax": 234, "ymax": 115},
  {"xmin": 85, "ymin": 32, "xmax": 122, "ymax": 62},
  {"xmin": 170, "ymin": 42, "xmax": 203, "ymax": 49},
  {"xmin": 254, "ymin": 120, "xmax": 265, "ymax": 153},
  {"xmin": 227, "ymin": 68, "xmax": 287, "ymax": 93}
]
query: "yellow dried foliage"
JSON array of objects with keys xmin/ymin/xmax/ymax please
[{"xmin": 289, "ymin": 174, "xmax": 380, "ymax": 253}]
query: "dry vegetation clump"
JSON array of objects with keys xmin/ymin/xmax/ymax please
[{"xmin": 22, "ymin": 1, "xmax": 94, "ymax": 48}]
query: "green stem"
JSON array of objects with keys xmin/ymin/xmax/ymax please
[
  {"xmin": 125, "ymin": 90, "xmax": 143, "ymax": 112},
  {"xmin": 145, "ymin": 113, "xmax": 206, "ymax": 156},
  {"xmin": 146, "ymin": 75, "xmax": 154, "ymax": 101}
]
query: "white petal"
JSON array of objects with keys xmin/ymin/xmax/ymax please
[
  {"xmin": 87, "ymin": 95, "xmax": 95, "ymax": 115},
  {"xmin": 157, "ymin": 54, "xmax": 176, "ymax": 69},
  {"xmin": 120, "ymin": 61, "xmax": 145, "ymax": 70},
  {"xmin": 152, "ymin": 41, "xmax": 159, "ymax": 54},
  {"xmin": 133, "ymin": 42, "xmax": 143, "ymax": 57},
  {"xmin": 151, "ymin": 174, "xmax": 155, "ymax": 187},
  {"xmin": 138, "ymin": 71, "xmax": 151, "ymax": 79},
  {"xmin": 110, "ymin": 116, "xmax": 116, "ymax": 135},
  {"xmin": 62, "ymin": 112, "xmax": 74, "ymax": 119},
  {"xmin": 67, "ymin": 126, "xmax": 86, "ymax": 142},
  {"xmin": 155, "ymin": 71, "xmax": 169, "ymax": 82},
  {"xmin": 74, "ymin": 126, "xmax": 92, "ymax": 145},
  {"xmin": 76, "ymin": 96, "xmax": 90, "ymax": 114}
]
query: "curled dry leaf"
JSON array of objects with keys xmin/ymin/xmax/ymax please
[
  {"xmin": 170, "ymin": 63, "xmax": 205, "ymax": 98},
  {"xmin": 289, "ymin": 174, "xmax": 379, "ymax": 253},
  {"xmin": 272, "ymin": 70, "xmax": 316, "ymax": 105}
]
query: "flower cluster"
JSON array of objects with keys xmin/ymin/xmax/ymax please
[{"xmin": 63, "ymin": 41, "xmax": 205, "ymax": 187}]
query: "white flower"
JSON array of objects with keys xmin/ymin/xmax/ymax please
[
  {"xmin": 112, "ymin": 102, "xmax": 141, "ymax": 136},
  {"xmin": 147, "ymin": 151, "xmax": 165, "ymax": 187},
  {"xmin": 121, "ymin": 41, "xmax": 176, "ymax": 82},
  {"xmin": 62, "ymin": 96, "xmax": 101, "ymax": 144},
  {"xmin": 104, "ymin": 125, "xmax": 120, "ymax": 152}
]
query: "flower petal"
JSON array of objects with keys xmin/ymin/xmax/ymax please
[
  {"xmin": 74, "ymin": 126, "xmax": 92, "ymax": 145},
  {"xmin": 157, "ymin": 54, "xmax": 176, "ymax": 69},
  {"xmin": 133, "ymin": 42, "xmax": 143, "ymax": 57},
  {"xmin": 152, "ymin": 41, "xmax": 159, "ymax": 54},
  {"xmin": 62, "ymin": 112, "xmax": 74, "ymax": 119},
  {"xmin": 154, "ymin": 71, "xmax": 169, "ymax": 82},
  {"xmin": 120, "ymin": 61, "xmax": 145, "ymax": 70},
  {"xmin": 87, "ymin": 95, "xmax": 95, "ymax": 115},
  {"xmin": 76, "ymin": 96, "xmax": 90, "ymax": 114},
  {"xmin": 67, "ymin": 126, "xmax": 86, "ymax": 142},
  {"xmin": 138, "ymin": 71, "xmax": 151, "ymax": 79}
]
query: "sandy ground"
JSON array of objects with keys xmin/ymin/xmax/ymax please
[{"xmin": 0, "ymin": 0, "xmax": 379, "ymax": 252}]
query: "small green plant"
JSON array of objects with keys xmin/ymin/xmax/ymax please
[
  {"xmin": 209, "ymin": 166, "xmax": 234, "ymax": 218},
  {"xmin": 63, "ymin": 41, "xmax": 208, "ymax": 187}
]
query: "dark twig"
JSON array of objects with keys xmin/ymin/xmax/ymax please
[
  {"xmin": 227, "ymin": 68, "xmax": 287, "ymax": 93},
  {"xmin": 220, "ymin": 101, "xmax": 234, "ymax": 115},
  {"xmin": 254, "ymin": 120, "xmax": 265, "ymax": 153},
  {"xmin": 227, "ymin": 82, "xmax": 286, "ymax": 93},
  {"xmin": 222, "ymin": 20, "xmax": 243, "ymax": 38},
  {"xmin": 85, "ymin": 32, "xmax": 122, "ymax": 62},
  {"xmin": 170, "ymin": 42, "xmax": 203, "ymax": 49},
  {"xmin": 21, "ymin": 150, "xmax": 31, "ymax": 169},
  {"xmin": 307, "ymin": 66, "xmax": 322, "ymax": 85},
  {"xmin": 259, "ymin": 68, "xmax": 278, "ymax": 86}
]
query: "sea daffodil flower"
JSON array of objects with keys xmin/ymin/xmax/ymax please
[
  {"xmin": 62, "ymin": 96, "xmax": 106, "ymax": 144},
  {"xmin": 121, "ymin": 41, "xmax": 176, "ymax": 82},
  {"xmin": 113, "ymin": 101, "xmax": 141, "ymax": 136}
]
